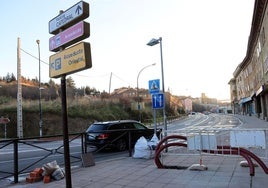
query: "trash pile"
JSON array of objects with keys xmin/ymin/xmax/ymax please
[
  {"xmin": 26, "ymin": 160, "xmax": 65, "ymax": 184},
  {"xmin": 132, "ymin": 134, "xmax": 159, "ymax": 159}
]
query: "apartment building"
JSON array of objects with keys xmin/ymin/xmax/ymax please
[{"xmin": 229, "ymin": 0, "xmax": 268, "ymax": 120}]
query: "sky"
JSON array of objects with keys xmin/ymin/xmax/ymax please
[{"xmin": 0, "ymin": 0, "xmax": 254, "ymax": 100}]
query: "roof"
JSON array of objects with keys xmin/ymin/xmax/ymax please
[
  {"xmin": 240, "ymin": 0, "xmax": 268, "ymax": 70},
  {"xmin": 93, "ymin": 120, "xmax": 139, "ymax": 125}
]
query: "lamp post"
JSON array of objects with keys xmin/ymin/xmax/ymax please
[
  {"xmin": 147, "ymin": 37, "xmax": 167, "ymax": 136},
  {"xmin": 137, "ymin": 63, "xmax": 156, "ymax": 122},
  {"xmin": 36, "ymin": 39, "xmax": 43, "ymax": 137}
]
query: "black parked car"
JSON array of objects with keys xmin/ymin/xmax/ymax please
[{"xmin": 85, "ymin": 120, "xmax": 162, "ymax": 151}]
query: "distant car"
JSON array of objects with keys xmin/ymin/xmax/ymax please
[
  {"xmin": 203, "ymin": 111, "xmax": 210, "ymax": 115},
  {"xmin": 85, "ymin": 120, "xmax": 162, "ymax": 151}
]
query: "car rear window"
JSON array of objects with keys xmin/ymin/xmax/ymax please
[{"xmin": 86, "ymin": 124, "xmax": 107, "ymax": 132}]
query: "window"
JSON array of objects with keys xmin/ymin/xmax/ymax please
[
  {"xmin": 110, "ymin": 124, "xmax": 125, "ymax": 130},
  {"xmin": 261, "ymin": 27, "xmax": 266, "ymax": 46},
  {"xmin": 256, "ymin": 40, "xmax": 261, "ymax": 58},
  {"xmin": 248, "ymin": 64, "xmax": 252, "ymax": 74},
  {"xmin": 124, "ymin": 123, "xmax": 135, "ymax": 129},
  {"xmin": 264, "ymin": 57, "xmax": 268, "ymax": 74},
  {"xmin": 243, "ymin": 69, "xmax": 248, "ymax": 78},
  {"xmin": 87, "ymin": 124, "xmax": 107, "ymax": 131},
  {"xmin": 133, "ymin": 123, "xmax": 146, "ymax": 129},
  {"xmin": 249, "ymin": 80, "xmax": 254, "ymax": 90}
]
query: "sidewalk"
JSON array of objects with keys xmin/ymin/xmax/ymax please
[
  {"xmin": 4, "ymin": 154, "xmax": 268, "ymax": 188},
  {"xmin": 235, "ymin": 114, "xmax": 268, "ymax": 129},
  {"xmin": 3, "ymin": 115, "xmax": 268, "ymax": 188}
]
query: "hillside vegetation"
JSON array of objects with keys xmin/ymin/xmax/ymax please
[
  {"xmin": 0, "ymin": 76, "xmax": 180, "ymax": 138},
  {"xmin": 0, "ymin": 97, "xmax": 165, "ymax": 138}
]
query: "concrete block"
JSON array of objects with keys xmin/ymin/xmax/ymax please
[{"xmin": 188, "ymin": 164, "xmax": 208, "ymax": 171}]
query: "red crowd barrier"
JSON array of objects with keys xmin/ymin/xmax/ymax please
[{"xmin": 154, "ymin": 135, "xmax": 268, "ymax": 176}]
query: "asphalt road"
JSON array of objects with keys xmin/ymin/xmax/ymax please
[{"xmin": 167, "ymin": 113, "xmax": 241, "ymax": 131}]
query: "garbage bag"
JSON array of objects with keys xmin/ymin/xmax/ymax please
[
  {"xmin": 43, "ymin": 160, "xmax": 60, "ymax": 176},
  {"xmin": 148, "ymin": 134, "xmax": 159, "ymax": 150},
  {"xmin": 51, "ymin": 168, "xmax": 65, "ymax": 180},
  {"xmin": 132, "ymin": 136, "xmax": 153, "ymax": 159}
]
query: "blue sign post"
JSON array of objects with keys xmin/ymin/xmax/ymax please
[
  {"xmin": 149, "ymin": 79, "xmax": 163, "ymax": 134},
  {"xmin": 152, "ymin": 93, "xmax": 164, "ymax": 109},
  {"xmin": 149, "ymin": 79, "xmax": 160, "ymax": 94}
]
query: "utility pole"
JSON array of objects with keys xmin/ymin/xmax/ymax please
[{"xmin": 17, "ymin": 37, "xmax": 23, "ymax": 138}]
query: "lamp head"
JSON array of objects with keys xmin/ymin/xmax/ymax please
[
  {"xmin": 36, "ymin": 39, "xmax": 40, "ymax": 44},
  {"xmin": 147, "ymin": 38, "xmax": 160, "ymax": 46}
]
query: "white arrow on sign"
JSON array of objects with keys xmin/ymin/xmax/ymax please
[
  {"xmin": 159, "ymin": 94, "xmax": 162, "ymax": 106},
  {"xmin": 154, "ymin": 95, "xmax": 157, "ymax": 107}
]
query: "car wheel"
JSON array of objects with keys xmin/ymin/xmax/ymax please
[{"xmin": 115, "ymin": 139, "xmax": 127, "ymax": 151}]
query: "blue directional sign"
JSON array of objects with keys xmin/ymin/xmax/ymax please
[
  {"xmin": 149, "ymin": 79, "xmax": 160, "ymax": 94},
  {"xmin": 152, "ymin": 93, "xmax": 164, "ymax": 109}
]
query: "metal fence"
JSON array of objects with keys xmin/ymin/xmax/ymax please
[
  {"xmin": 0, "ymin": 128, "xmax": 157, "ymax": 184},
  {"xmin": 0, "ymin": 133, "xmax": 85, "ymax": 183}
]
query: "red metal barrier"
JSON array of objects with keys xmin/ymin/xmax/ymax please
[
  {"xmin": 155, "ymin": 135, "xmax": 187, "ymax": 152},
  {"xmin": 154, "ymin": 134, "xmax": 268, "ymax": 176},
  {"xmin": 155, "ymin": 142, "xmax": 187, "ymax": 169},
  {"xmin": 214, "ymin": 146, "xmax": 268, "ymax": 175},
  {"xmin": 202, "ymin": 147, "xmax": 255, "ymax": 176}
]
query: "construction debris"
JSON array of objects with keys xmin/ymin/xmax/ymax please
[{"xmin": 26, "ymin": 160, "xmax": 65, "ymax": 184}]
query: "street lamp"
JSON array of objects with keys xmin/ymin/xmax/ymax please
[
  {"xmin": 36, "ymin": 39, "xmax": 43, "ymax": 137},
  {"xmin": 136, "ymin": 63, "xmax": 156, "ymax": 122},
  {"xmin": 147, "ymin": 37, "xmax": 167, "ymax": 136}
]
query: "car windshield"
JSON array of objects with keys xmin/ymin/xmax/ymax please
[{"xmin": 86, "ymin": 124, "xmax": 107, "ymax": 132}]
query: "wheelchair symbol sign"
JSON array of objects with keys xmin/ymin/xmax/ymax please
[{"xmin": 148, "ymin": 79, "xmax": 160, "ymax": 94}]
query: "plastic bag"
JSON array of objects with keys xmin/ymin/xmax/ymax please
[
  {"xmin": 42, "ymin": 160, "xmax": 60, "ymax": 176},
  {"xmin": 51, "ymin": 168, "xmax": 65, "ymax": 180},
  {"xmin": 132, "ymin": 136, "xmax": 153, "ymax": 159},
  {"xmin": 148, "ymin": 134, "xmax": 159, "ymax": 150}
]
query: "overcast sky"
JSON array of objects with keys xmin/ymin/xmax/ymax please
[{"xmin": 0, "ymin": 0, "xmax": 254, "ymax": 99}]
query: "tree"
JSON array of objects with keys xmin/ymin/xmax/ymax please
[
  {"xmin": 10, "ymin": 73, "xmax": 16, "ymax": 82},
  {"xmin": 4, "ymin": 72, "xmax": 16, "ymax": 83},
  {"xmin": 48, "ymin": 79, "xmax": 56, "ymax": 87},
  {"xmin": 192, "ymin": 102, "xmax": 206, "ymax": 112},
  {"xmin": 66, "ymin": 76, "xmax": 75, "ymax": 88}
]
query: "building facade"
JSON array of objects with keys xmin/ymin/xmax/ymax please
[
  {"xmin": 183, "ymin": 98, "xmax": 193, "ymax": 114},
  {"xmin": 229, "ymin": 0, "xmax": 268, "ymax": 120}
]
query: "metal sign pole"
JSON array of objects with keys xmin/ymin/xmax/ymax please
[
  {"xmin": 154, "ymin": 109, "xmax": 157, "ymax": 134},
  {"xmin": 48, "ymin": 3, "xmax": 90, "ymax": 186},
  {"xmin": 61, "ymin": 75, "xmax": 72, "ymax": 188},
  {"xmin": 4, "ymin": 124, "xmax": 7, "ymax": 139}
]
